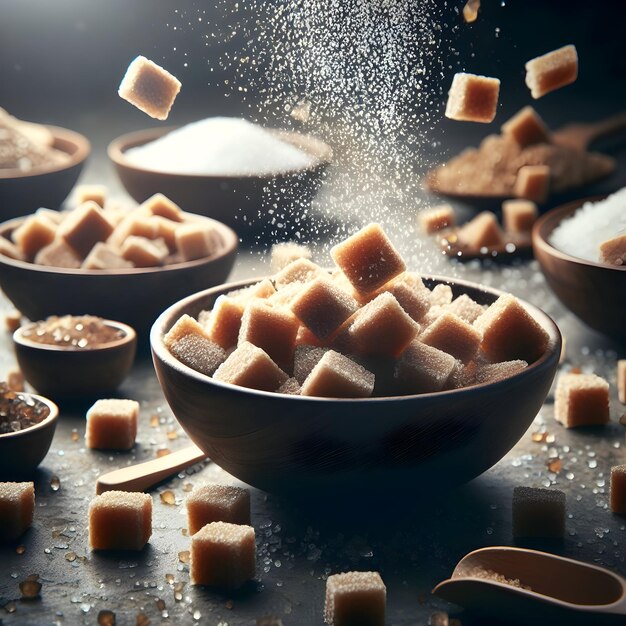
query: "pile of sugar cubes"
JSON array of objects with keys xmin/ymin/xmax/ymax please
[
  {"xmin": 164, "ymin": 222, "xmax": 550, "ymax": 398},
  {"xmin": 0, "ymin": 188, "xmax": 222, "ymax": 269}
]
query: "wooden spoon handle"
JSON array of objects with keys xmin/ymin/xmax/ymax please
[
  {"xmin": 553, "ymin": 111, "xmax": 626, "ymax": 151},
  {"xmin": 95, "ymin": 444, "xmax": 207, "ymax": 494}
]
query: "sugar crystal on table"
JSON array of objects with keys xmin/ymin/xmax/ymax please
[
  {"xmin": 610, "ymin": 465, "xmax": 626, "ymax": 515},
  {"xmin": 169, "ymin": 334, "xmax": 226, "ymax": 377},
  {"xmin": 57, "ymin": 201, "xmax": 114, "ymax": 258},
  {"xmin": 418, "ymin": 204, "xmax": 455, "ymax": 234},
  {"xmin": 89, "ymin": 490, "xmax": 152, "ymax": 550},
  {"xmin": 501, "ymin": 106, "xmax": 550, "ymax": 147},
  {"xmin": 0, "ymin": 482, "xmax": 34, "ymax": 541},
  {"xmin": 502, "ymin": 199, "xmax": 538, "ymax": 234},
  {"xmin": 420, "ymin": 312, "xmax": 481, "ymax": 364},
  {"xmin": 300, "ymin": 350, "xmax": 375, "ymax": 398},
  {"xmin": 35, "ymin": 238, "xmax": 81, "ymax": 269},
  {"xmin": 457, "ymin": 211, "xmax": 504, "ymax": 250},
  {"xmin": 394, "ymin": 340, "xmax": 457, "ymax": 393},
  {"xmin": 201, "ymin": 296, "xmax": 245, "ymax": 349},
  {"xmin": 118, "ymin": 55, "xmax": 181, "ymax": 120},
  {"xmin": 554, "ymin": 372, "xmax": 609, "ymax": 428},
  {"xmin": 86, "ymin": 399, "xmax": 139, "ymax": 450},
  {"xmin": 190, "ymin": 521, "xmax": 256, "ymax": 588},
  {"xmin": 270, "ymin": 241, "xmax": 312, "ymax": 272},
  {"xmin": 186, "ymin": 484, "xmax": 251, "ymax": 535},
  {"xmin": 525, "ymin": 45, "xmax": 578, "ymax": 99},
  {"xmin": 445, "ymin": 72, "xmax": 500, "ymax": 123},
  {"xmin": 324, "ymin": 571, "xmax": 386, "ymax": 626},
  {"xmin": 514, "ymin": 164, "xmax": 550, "ymax": 203},
  {"xmin": 512, "ymin": 486, "xmax": 565, "ymax": 539},
  {"xmin": 599, "ymin": 234, "xmax": 626, "ymax": 266},
  {"xmin": 12, "ymin": 215, "xmax": 56, "ymax": 259},
  {"xmin": 618, "ymin": 360, "xmax": 626, "ymax": 404}
]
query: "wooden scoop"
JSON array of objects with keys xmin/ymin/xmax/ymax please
[{"xmin": 433, "ymin": 546, "xmax": 626, "ymax": 624}]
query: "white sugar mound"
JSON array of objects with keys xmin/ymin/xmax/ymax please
[
  {"xmin": 549, "ymin": 188, "xmax": 626, "ymax": 262},
  {"xmin": 125, "ymin": 117, "xmax": 317, "ymax": 176}
]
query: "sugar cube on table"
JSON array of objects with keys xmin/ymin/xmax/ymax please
[
  {"xmin": 118, "ymin": 55, "xmax": 182, "ymax": 120},
  {"xmin": 164, "ymin": 314, "xmax": 211, "ymax": 351},
  {"xmin": 0, "ymin": 482, "xmax": 34, "ymax": 541},
  {"xmin": 293, "ymin": 345, "xmax": 330, "ymax": 384},
  {"xmin": 610, "ymin": 465, "xmax": 626, "ymax": 515},
  {"xmin": 618, "ymin": 360, "xmax": 626, "ymax": 404},
  {"xmin": 457, "ymin": 211, "xmax": 505, "ymax": 250},
  {"xmin": 273, "ymin": 258, "xmax": 325, "ymax": 288},
  {"xmin": 12, "ymin": 215, "xmax": 57, "ymax": 259},
  {"xmin": 512, "ymin": 486, "xmax": 565, "ymax": 539},
  {"xmin": 89, "ymin": 491, "xmax": 152, "ymax": 550},
  {"xmin": 514, "ymin": 165, "xmax": 550, "ymax": 203},
  {"xmin": 420, "ymin": 312, "xmax": 481, "ymax": 364},
  {"xmin": 57, "ymin": 201, "xmax": 114, "ymax": 258},
  {"xmin": 378, "ymin": 272, "xmax": 432, "ymax": 322},
  {"xmin": 554, "ymin": 373, "xmax": 610, "ymax": 428},
  {"xmin": 270, "ymin": 241, "xmax": 312, "ymax": 272},
  {"xmin": 86, "ymin": 399, "xmax": 139, "ymax": 450},
  {"xmin": 169, "ymin": 334, "xmax": 226, "ymax": 377},
  {"xmin": 394, "ymin": 340, "xmax": 457, "ymax": 394},
  {"xmin": 290, "ymin": 276, "xmax": 358, "ymax": 340},
  {"xmin": 502, "ymin": 199, "xmax": 538, "ymax": 234},
  {"xmin": 186, "ymin": 484, "xmax": 251, "ymax": 535},
  {"xmin": 474, "ymin": 294, "xmax": 550, "ymax": 363},
  {"xmin": 277, "ymin": 377, "xmax": 301, "ymax": 395},
  {"xmin": 324, "ymin": 571, "xmax": 386, "ymax": 626},
  {"xmin": 599, "ymin": 234, "xmax": 626, "ymax": 266},
  {"xmin": 445, "ymin": 294, "xmax": 485, "ymax": 324},
  {"xmin": 140, "ymin": 193, "xmax": 184, "ymax": 222},
  {"xmin": 300, "ymin": 350, "xmax": 375, "ymax": 398},
  {"xmin": 74, "ymin": 184, "xmax": 107, "ymax": 208},
  {"xmin": 418, "ymin": 204, "xmax": 456, "ymax": 234},
  {"xmin": 190, "ymin": 521, "xmax": 256, "ymax": 589},
  {"xmin": 82, "ymin": 242, "xmax": 134, "ymax": 270},
  {"xmin": 331, "ymin": 223, "xmax": 406, "ymax": 295},
  {"xmin": 525, "ymin": 45, "xmax": 578, "ymax": 99},
  {"xmin": 501, "ymin": 106, "xmax": 550, "ymax": 147},
  {"xmin": 34, "ymin": 239, "xmax": 82, "ymax": 269},
  {"xmin": 175, "ymin": 223, "xmax": 220, "ymax": 261},
  {"xmin": 120, "ymin": 235, "xmax": 167, "ymax": 267},
  {"xmin": 213, "ymin": 341, "xmax": 288, "ymax": 392},
  {"xmin": 201, "ymin": 296, "xmax": 245, "ymax": 350},
  {"xmin": 445, "ymin": 72, "xmax": 500, "ymax": 123}
]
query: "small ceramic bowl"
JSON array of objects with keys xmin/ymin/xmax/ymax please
[
  {"xmin": 0, "ymin": 392, "xmax": 59, "ymax": 476},
  {"xmin": 151, "ymin": 276, "xmax": 561, "ymax": 496},
  {"xmin": 108, "ymin": 126, "xmax": 332, "ymax": 230},
  {"xmin": 533, "ymin": 196, "xmax": 626, "ymax": 342},
  {"xmin": 14, "ymin": 319, "xmax": 137, "ymax": 399},
  {"xmin": 0, "ymin": 214, "xmax": 237, "ymax": 337},
  {"xmin": 0, "ymin": 126, "xmax": 90, "ymax": 219}
]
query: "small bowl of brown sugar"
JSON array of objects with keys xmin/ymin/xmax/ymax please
[
  {"xmin": 13, "ymin": 315, "xmax": 137, "ymax": 399},
  {"xmin": 0, "ymin": 385, "xmax": 59, "ymax": 476}
]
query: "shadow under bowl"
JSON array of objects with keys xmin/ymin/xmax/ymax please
[
  {"xmin": 532, "ymin": 196, "xmax": 626, "ymax": 343},
  {"xmin": 151, "ymin": 276, "xmax": 561, "ymax": 496},
  {"xmin": 0, "ymin": 126, "xmax": 90, "ymax": 219},
  {"xmin": 0, "ymin": 214, "xmax": 238, "ymax": 339},
  {"xmin": 0, "ymin": 393, "xmax": 59, "ymax": 477},
  {"xmin": 14, "ymin": 319, "xmax": 137, "ymax": 400},
  {"xmin": 108, "ymin": 126, "xmax": 332, "ymax": 231}
]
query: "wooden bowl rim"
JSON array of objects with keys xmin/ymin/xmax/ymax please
[
  {"xmin": 533, "ymin": 195, "xmax": 626, "ymax": 273},
  {"xmin": 0, "ymin": 392, "xmax": 59, "ymax": 440},
  {"xmin": 151, "ymin": 274, "xmax": 562, "ymax": 403},
  {"xmin": 108, "ymin": 125, "xmax": 333, "ymax": 180},
  {"xmin": 0, "ymin": 125, "xmax": 90, "ymax": 180}
]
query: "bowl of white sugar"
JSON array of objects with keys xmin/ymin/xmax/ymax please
[
  {"xmin": 109, "ymin": 117, "xmax": 332, "ymax": 231},
  {"xmin": 533, "ymin": 191, "xmax": 626, "ymax": 342}
]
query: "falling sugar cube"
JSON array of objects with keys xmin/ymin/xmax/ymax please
[
  {"xmin": 186, "ymin": 484, "xmax": 251, "ymax": 535},
  {"xmin": 324, "ymin": 571, "xmax": 386, "ymax": 626},
  {"xmin": 525, "ymin": 45, "xmax": 578, "ymax": 99},
  {"xmin": 418, "ymin": 204, "xmax": 456, "ymax": 234},
  {"xmin": 501, "ymin": 106, "xmax": 550, "ymax": 147},
  {"xmin": 445, "ymin": 73, "xmax": 500, "ymax": 123}
]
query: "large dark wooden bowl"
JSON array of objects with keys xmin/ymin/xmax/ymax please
[
  {"xmin": 533, "ymin": 197, "xmax": 626, "ymax": 343},
  {"xmin": 0, "ymin": 214, "xmax": 237, "ymax": 339},
  {"xmin": 108, "ymin": 126, "xmax": 332, "ymax": 230},
  {"xmin": 151, "ymin": 276, "xmax": 561, "ymax": 496},
  {"xmin": 0, "ymin": 126, "xmax": 90, "ymax": 219}
]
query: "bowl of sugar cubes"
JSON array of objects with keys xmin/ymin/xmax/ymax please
[
  {"xmin": 152, "ymin": 223, "xmax": 561, "ymax": 495},
  {"xmin": 533, "ymin": 190, "xmax": 626, "ymax": 341}
]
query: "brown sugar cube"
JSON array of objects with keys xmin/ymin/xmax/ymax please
[
  {"xmin": 169, "ymin": 334, "xmax": 226, "ymax": 377},
  {"xmin": 213, "ymin": 341, "xmax": 288, "ymax": 392},
  {"xmin": 34, "ymin": 238, "xmax": 82, "ymax": 269},
  {"xmin": 300, "ymin": 350, "xmax": 375, "ymax": 398},
  {"xmin": 0, "ymin": 482, "xmax": 35, "ymax": 541},
  {"xmin": 186, "ymin": 485, "xmax": 251, "ymax": 535},
  {"xmin": 610, "ymin": 465, "xmax": 626, "ymax": 514},
  {"xmin": 378, "ymin": 272, "xmax": 432, "ymax": 322},
  {"xmin": 502, "ymin": 199, "xmax": 538, "ymax": 234},
  {"xmin": 238, "ymin": 300, "xmax": 299, "ymax": 371},
  {"xmin": 445, "ymin": 294, "xmax": 485, "ymax": 324},
  {"xmin": 140, "ymin": 193, "xmax": 184, "ymax": 222},
  {"xmin": 418, "ymin": 204, "xmax": 456, "ymax": 234},
  {"xmin": 324, "ymin": 571, "xmax": 386, "ymax": 626},
  {"xmin": 331, "ymin": 223, "xmax": 406, "ymax": 295},
  {"xmin": 394, "ymin": 340, "xmax": 458, "ymax": 393},
  {"xmin": 295, "ymin": 324, "xmax": 326, "ymax": 348},
  {"xmin": 74, "ymin": 184, "xmax": 107, "ymax": 208},
  {"xmin": 501, "ymin": 106, "xmax": 550, "ymax": 147},
  {"xmin": 290, "ymin": 277, "xmax": 358, "ymax": 340},
  {"xmin": 345, "ymin": 292, "xmax": 419, "ymax": 357},
  {"xmin": 474, "ymin": 294, "xmax": 549, "ymax": 363},
  {"xmin": 120, "ymin": 236, "xmax": 167, "ymax": 267},
  {"xmin": 36, "ymin": 207, "xmax": 65, "ymax": 224},
  {"xmin": 12, "ymin": 215, "xmax": 56, "ymax": 259},
  {"xmin": 164, "ymin": 314, "xmax": 211, "ymax": 351},
  {"xmin": 190, "ymin": 521, "xmax": 256, "ymax": 589},
  {"xmin": 108, "ymin": 215, "xmax": 158, "ymax": 248},
  {"xmin": 5, "ymin": 309, "xmax": 22, "ymax": 332},
  {"xmin": 57, "ymin": 201, "xmax": 114, "ymax": 258},
  {"xmin": 525, "ymin": 45, "xmax": 578, "ymax": 99},
  {"xmin": 247, "ymin": 279, "xmax": 277, "ymax": 299},
  {"xmin": 273, "ymin": 258, "xmax": 325, "ymax": 288},
  {"xmin": 175, "ymin": 223, "xmax": 221, "ymax": 261},
  {"xmin": 512, "ymin": 486, "xmax": 565, "ymax": 539},
  {"xmin": 86, "ymin": 399, "xmax": 139, "ymax": 450},
  {"xmin": 270, "ymin": 241, "xmax": 312, "ymax": 272},
  {"xmin": 618, "ymin": 360, "xmax": 626, "ymax": 404},
  {"xmin": 267, "ymin": 282, "xmax": 304, "ymax": 308},
  {"xmin": 514, "ymin": 165, "xmax": 550, "ymax": 203},
  {"xmin": 277, "ymin": 377, "xmax": 301, "ymax": 395},
  {"xmin": 599, "ymin": 235, "xmax": 626, "ymax": 266},
  {"xmin": 0, "ymin": 236, "xmax": 25, "ymax": 261},
  {"xmin": 82, "ymin": 242, "xmax": 134, "ymax": 270},
  {"xmin": 151, "ymin": 217, "xmax": 179, "ymax": 252},
  {"xmin": 445, "ymin": 72, "xmax": 500, "ymax": 123},
  {"xmin": 294, "ymin": 345, "xmax": 330, "ymax": 383},
  {"xmin": 554, "ymin": 373, "xmax": 610, "ymax": 428},
  {"xmin": 457, "ymin": 211, "xmax": 505, "ymax": 250},
  {"xmin": 118, "ymin": 55, "xmax": 181, "ymax": 120},
  {"xmin": 473, "ymin": 360, "xmax": 528, "ymax": 385},
  {"xmin": 201, "ymin": 296, "xmax": 245, "ymax": 350},
  {"xmin": 89, "ymin": 491, "xmax": 152, "ymax": 550},
  {"xmin": 420, "ymin": 312, "xmax": 481, "ymax": 364}
]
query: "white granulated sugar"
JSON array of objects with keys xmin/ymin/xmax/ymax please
[
  {"xmin": 549, "ymin": 188, "xmax": 626, "ymax": 262},
  {"xmin": 124, "ymin": 117, "xmax": 317, "ymax": 176}
]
